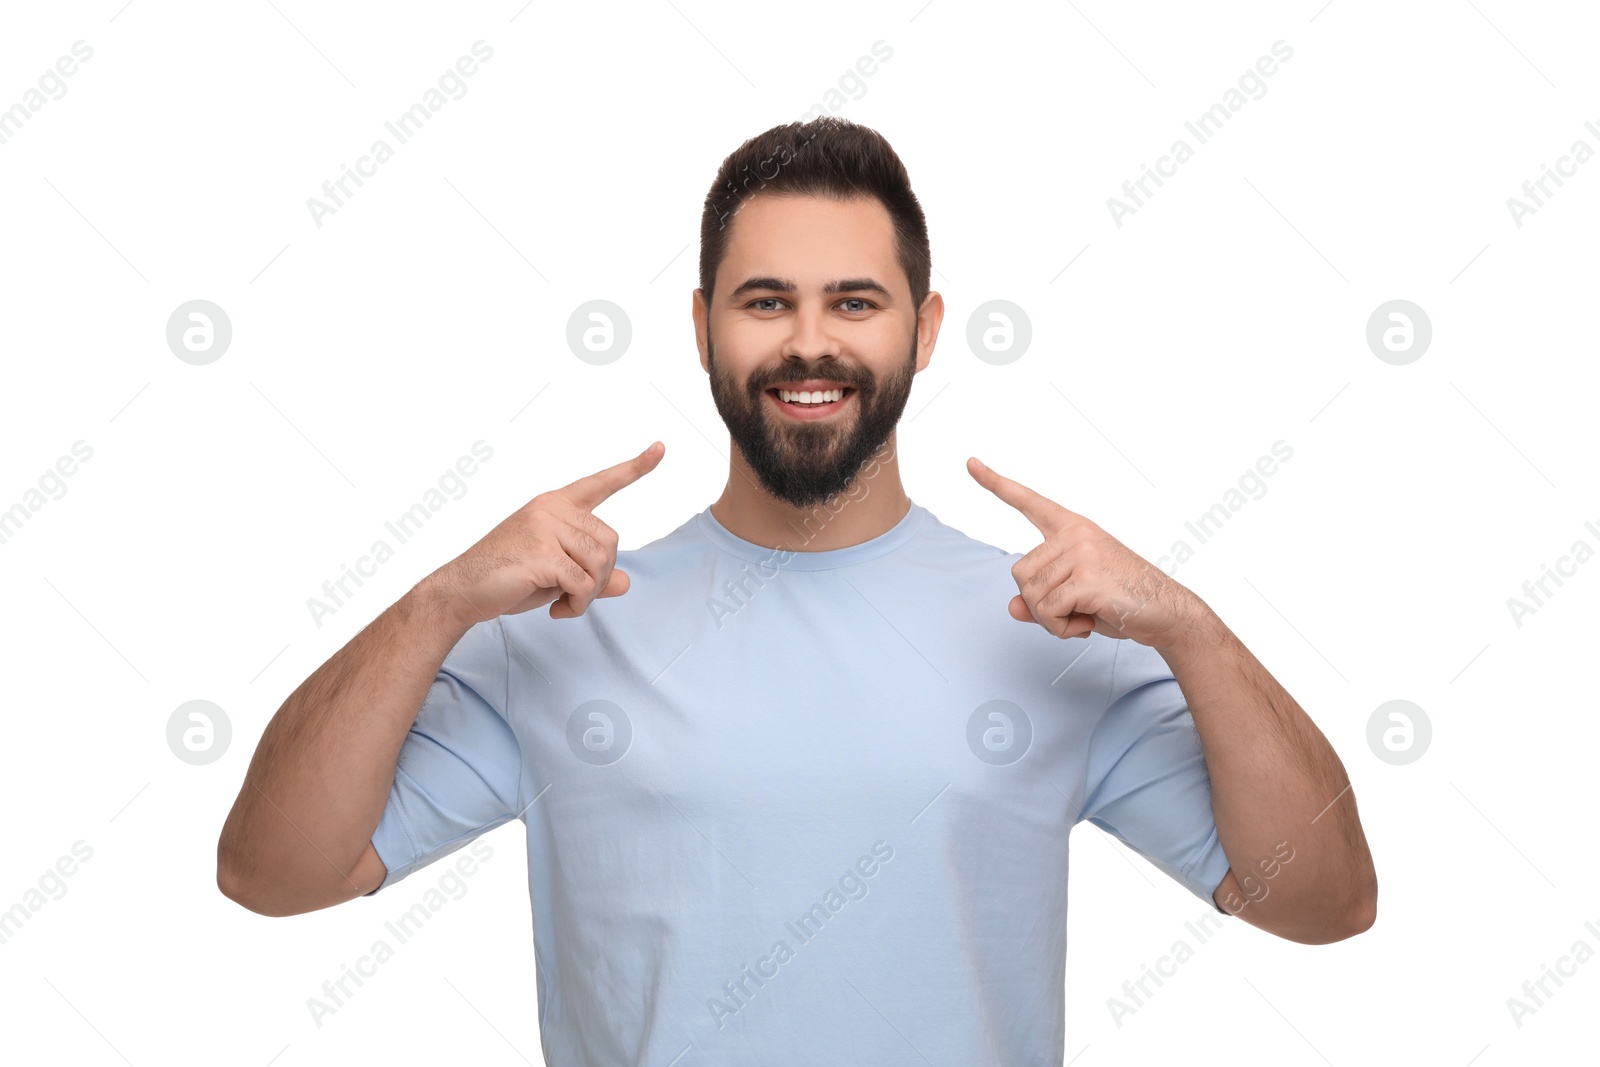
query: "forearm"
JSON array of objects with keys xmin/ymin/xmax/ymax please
[
  {"xmin": 1157, "ymin": 609, "xmax": 1376, "ymax": 942},
  {"xmin": 216, "ymin": 576, "xmax": 470, "ymax": 914}
]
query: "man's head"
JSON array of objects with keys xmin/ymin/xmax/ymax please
[{"xmin": 693, "ymin": 117, "xmax": 943, "ymax": 510}]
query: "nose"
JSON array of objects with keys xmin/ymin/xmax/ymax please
[{"xmin": 783, "ymin": 300, "xmax": 841, "ymax": 361}]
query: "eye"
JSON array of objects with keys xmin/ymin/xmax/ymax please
[
  {"xmin": 838, "ymin": 297, "xmax": 875, "ymax": 312},
  {"xmin": 746, "ymin": 297, "xmax": 787, "ymax": 311}
]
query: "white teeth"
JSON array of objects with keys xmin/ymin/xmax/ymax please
[{"xmin": 778, "ymin": 388, "xmax": 845, "ymax": 405}]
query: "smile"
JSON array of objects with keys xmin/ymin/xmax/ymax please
[{"xmin": 767, "ymin": 387, "xmax": 855, "ymax": 419}]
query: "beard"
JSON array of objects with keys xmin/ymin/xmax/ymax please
[{"xmin": 706, "ymin": 329, "xmax": 918, "ymax": 510}]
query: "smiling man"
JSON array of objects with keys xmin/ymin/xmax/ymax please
[
  {"xmin": 218, "ymin": 117, "xmax": 1376, "ymax": 1065},
  {"xmin": 699, "ymin": 186, "xmax": 926, "ymax": 543}
]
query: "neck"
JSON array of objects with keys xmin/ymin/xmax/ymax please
[{"xmin": 708, "ymin": 433, "xmax": 910, "ymax": 553}]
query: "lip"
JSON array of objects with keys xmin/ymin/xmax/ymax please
[
  {"xmin": 767, "ymin": 386, "xmax": 854, "ymax": 420},
  {"xmin": 770, "ymin": 379, "xmax": 852, "ymax": 393}
]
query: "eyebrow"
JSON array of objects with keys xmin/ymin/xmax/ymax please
[{"xmin": 728, "ymin": 276, "xmax": 892, "ymax": 300}]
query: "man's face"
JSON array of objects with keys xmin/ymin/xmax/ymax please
[{"xmin": 695, "ymin": 193, "xmax": 933, "ymax": 510}]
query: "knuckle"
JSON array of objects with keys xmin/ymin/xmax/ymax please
[
  {"xmin": 565, "ymin": 554, "xmax": 595, "ymax": 587},
  {"xmin": 575, "ymin": 528, "xmax": 606, "ymax": 559}
]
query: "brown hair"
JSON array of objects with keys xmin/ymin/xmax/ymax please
[{"xmin": 698, "ymin": 116, "xmax": 931, "ymax": 312}]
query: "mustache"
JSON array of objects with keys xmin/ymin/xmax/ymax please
[{"xmin": 755, "ymin": 368, "xmax": 869, "ymax": 390}]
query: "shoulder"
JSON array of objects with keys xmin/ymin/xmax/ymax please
[
  {"xmin": 612, "ymin": 509, "xmax": 716, "ymax": 578},
  {"xmin": 903, "ymin": 504, "xmax": 1026, "ymax": 578}
]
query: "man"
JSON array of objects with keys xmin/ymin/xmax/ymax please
[{"xmin": 218, "ymin": 116, "xmax": 1376, "ymax": 1065}]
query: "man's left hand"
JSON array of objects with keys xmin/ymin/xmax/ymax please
[{"xmin": 968, "ymin": 456, "xmax": 1209, "ymax": 651}]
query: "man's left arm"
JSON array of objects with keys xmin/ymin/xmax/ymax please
[
  {"xmin": 969, "ymin": 455, "xmax": 1378, "ymax": 945},
  {"xmin": 1156, "ymin": 607, "xmax": 1377, "ymax": 944}
]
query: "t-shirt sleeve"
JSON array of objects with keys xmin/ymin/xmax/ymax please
[
  {"xmin": 364, "ymin": 616, "xmax": 523, "ymax": 895},
  {"xmin": 1078, "ymin": 638, "xmax": 1232, "ymax": 913}
]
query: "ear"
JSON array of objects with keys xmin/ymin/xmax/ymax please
[
  {"xmin": 915, "ymin": 290, "xmax": 945, "ymax": 374},
  {"xmin": 692, "ymin": 288, "xmax": 710, "ymax": 374}
]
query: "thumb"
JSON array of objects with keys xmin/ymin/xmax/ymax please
[
  {"xmin": 596, "ymin": 568, "xmax": 631, "ymax": 599},
  {"xmin": 550, "ymin": 568, "xmax": 631, "ymax": 619}
]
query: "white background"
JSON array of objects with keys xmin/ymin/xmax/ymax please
[{"xmin": 1, "ymin": 1, "xmax": 1596, "ymax": 1063}]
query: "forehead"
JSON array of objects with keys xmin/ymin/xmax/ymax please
[{"xmin": 721, "ymin": 194, "xmax": 899, "ymax": 285}]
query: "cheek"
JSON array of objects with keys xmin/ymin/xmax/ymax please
[
  {"xmin": 862, "ymin": 316, "xmax": 910, "ymax": 346},
  {"xmin": 716, "ymin": 316, "xmax": 781, "ymax": 359}
]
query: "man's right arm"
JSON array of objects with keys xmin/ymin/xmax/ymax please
[
  {"xmin": 215, "ymin": 576, "xmax": 470, "ymax": 917},
  {"xmin": 214, "ymin": 441, "xmax": 664, "ymax": 918}
]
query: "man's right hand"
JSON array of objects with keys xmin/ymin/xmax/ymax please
[{"xmin": 424, "ymin": 441, "xmax": 664, "ymax": 629}]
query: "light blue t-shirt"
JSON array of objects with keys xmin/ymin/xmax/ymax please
[{"xmin": 367, "ymin": 499, "xmax": 1231, "ymax": 1065}]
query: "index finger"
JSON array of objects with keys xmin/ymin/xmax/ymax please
[
  {"xmin": 562, "ymin": 441, "xmax": 664, "ymax": 513},
  {"xmin": 967, "ymin": 456, "xmax": 1082, "ymax": 536}
]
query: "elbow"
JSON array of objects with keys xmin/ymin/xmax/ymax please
[
  {"xmin": 1318, "ymin": 874, "xmax": 1378, "ymax": 944},
  {"xmin": 1340, "ymin": 879, "xmax": 1378, "ymax": 939},
  {"xmin": 216, "ymin": 839, "xmax": 294, "ymax": 918},
  {"xmin": 216, "ymin": 854, "xmax": 267, "ymax": 916},
  {"xmin": 216, "ymin": 834, "xmax": 373, "ymax": 917},
  {"xmin": 1272, "ymin": 874, "xmax": 1376, "ymax": 945},
  {"xmin": 217, "ymin": 865, "xmax": 301, "ymax": 918}
]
